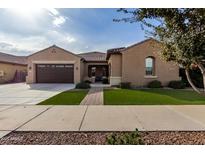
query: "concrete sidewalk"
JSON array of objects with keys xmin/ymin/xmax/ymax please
[{"xmin": 1, "ymin": 105, "xmax": 205, "ymax": 138}]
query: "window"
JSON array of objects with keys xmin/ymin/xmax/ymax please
[
  {"xmin": 145, "ymin": 57, "xmax": 155, "ymax": 76},
  {"xmin": 37, "ymin": 65, "xmax": 46, "ymax": 68},
  {"xmin": 56, "ymin": 65, "xmax": 65, "ymax": 68},
  {"xmin": 102, "ymin": 67, "xmax": 106, "ymax": 76},
  {"xmin": 65, "ymin": 65, "xmax": 73, "ymax": 68}
]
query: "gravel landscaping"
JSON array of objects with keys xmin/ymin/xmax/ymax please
[{"xmin": 1, "ymin": 131, "xmax": 205, "ymax": 145}]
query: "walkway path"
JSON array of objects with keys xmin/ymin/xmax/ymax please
[{"xmin": 80, "ymin": 87, "xmax": 103, "ymax": 105}]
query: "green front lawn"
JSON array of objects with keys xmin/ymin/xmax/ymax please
[
  {"xmin": 38, "ymin": 90, "xmax": 88, "ymax": 105},
  {"xmin": 104, "ymin": 89, "xmax": 205, "ymax": 105}
]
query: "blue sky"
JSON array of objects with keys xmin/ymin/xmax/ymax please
[{"xmin": 0, "ymin": 8, "xmax": 147, "ymax": 56}]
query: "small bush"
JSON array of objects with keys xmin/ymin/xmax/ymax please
[
  {"xmin": 168, "ymin": 80, "xmax": 186, "ymax": 89},
  {"xmin": 120, "ymin": 82, "xmax": 131, "ymax": 89},
  {"xmin": 147, "ymin": 80, "xmax": 162, "ymax": 88},
  {"xmin": 84, "ymin": 80, "xmax": 92, "ymax": 84},
  {"xmin": 102, "ymin": 77, "xmax": 109, "ymax": 84},
  {"xmin": 75, "ymin": 81, "xmax": 90, "ymax": 89},
  {"xmin": 106, "ymin": 129, "xmax": 144, "ymax": 145}
]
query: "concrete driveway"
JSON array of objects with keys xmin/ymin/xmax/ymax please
[{"xmin": 0, "ymin": 83, "xmax": 75, "ymax": 105}]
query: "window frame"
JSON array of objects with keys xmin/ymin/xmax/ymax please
[{"xmin": 145, "ymin": 56, "xmax": 155, "ymax": 76}]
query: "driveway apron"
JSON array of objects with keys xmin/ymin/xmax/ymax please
[{"xmin": 0, "ymin": 83, "xmax": 75, "ymax": 105}]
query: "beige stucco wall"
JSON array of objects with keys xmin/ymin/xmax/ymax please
[
  {"xmin": 121, "ymin": 39, "xmax": 180, "ymax": 87},
  {"xmin": 80, "ymin": 60, "xmax": 85, "ymax": 81},
  {"xmin": 108, "ymin": 54, "xmax": 122, "ymax": 77},
  {"xmin": 108, "ymin": 54, "xmax": 122, "ymax": 85},
  {"xmin": 0, "ymin": 63, "xmax": 27, "ymax": 83},
  {"xmin": 26, "ymin": 46, "xmax": 82, "ymax": 84}
]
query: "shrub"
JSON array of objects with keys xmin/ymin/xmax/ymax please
[
  {"xmin": 75, "ymin": 81, "xmax": 90, "ymax": 89},
  {"xmin": 120, "ymin": 82, "xmax": 131, "ymax": 89},
  {"xmin": 102, "ymin": 77, "xmax": 109, "ymax": 84},
  {"xmin": 147, "ymin": 80, "xmax": 162, "ymax": 88},
  {"xmin": 84, "ymin": 80, "xmax": 92, "ymax": 84},
  {"xmin": 106, "ymin": 129, "xmax": 144, "ymax": 145},
  {"xmin": 168, "ymin": 80, "xmax": 186, "ymax": 89},
  {"xmin": 180, "ymin": 68, "xmax": 204, "ymax": 88}
]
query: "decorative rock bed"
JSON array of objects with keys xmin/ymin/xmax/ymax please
[{"xmin": 1, "ymin": 131, "xmax": 205, "ymax": 145}]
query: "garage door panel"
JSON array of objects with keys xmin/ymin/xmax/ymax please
[{"xmin": 36, "ymin": 64, "xmax": 74, "ymax": 83}]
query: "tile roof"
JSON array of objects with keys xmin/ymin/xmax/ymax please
[
  {"xmin": 106, "ymin": 47, "xmax": 125, "ymax": 60},
  {"xmin": 106, "ymin": 39, "xmax": 157, "ymax": 60},
  {"xmin": 0, "ymin": 52, "xmax": 27, "ymax": 65},
  {"xmin": 121, "ymin": 38, "xmax": 156, "ymax": 52},
  {"xmin": 107, "ymin": 47, "xmax": 126, "ymax": 53},
  {"xmin": 28, "ymin": 45, "xmax": 83, "ymax": 59},
  {"xmin": 78, "ymin": 51, "xmax": 107, "ymax": 62}
]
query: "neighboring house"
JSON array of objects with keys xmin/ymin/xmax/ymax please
[
  {"xmin": 0, "ymin": 52, "xmax": 27, "ymax": 83},
  {"xmin": 25, "ymin": 38, "xmax": 179, "ymax": 86}
]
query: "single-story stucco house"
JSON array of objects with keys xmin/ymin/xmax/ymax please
[
  {"xmin": 26, "ymin": 38, "xmax": 180, "ymax": 86},
  {"xmin": 0, "ymin": 52, "xmax": 27, "ymax": 83}
]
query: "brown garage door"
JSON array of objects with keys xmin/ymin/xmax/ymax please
[{"xmin": 36, "ymin": 64, "xmax": 74, "ymax": 83}]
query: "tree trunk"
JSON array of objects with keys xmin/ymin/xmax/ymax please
[
  {"xmin": 185, "ymin": 68, "xmax": 202, "ymax": 94},
  {"xmin": 197, "ymin": 63, "xmax": 205, "ymax": 92}
]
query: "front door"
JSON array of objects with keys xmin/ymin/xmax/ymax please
[{"xmin": 88, "ymin": 65, "xmax": 108, "ymax": 82}]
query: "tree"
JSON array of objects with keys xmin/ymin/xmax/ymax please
[{"xmin": 115, "ymin": 8, "xmax": 205, "ymax": 94}]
